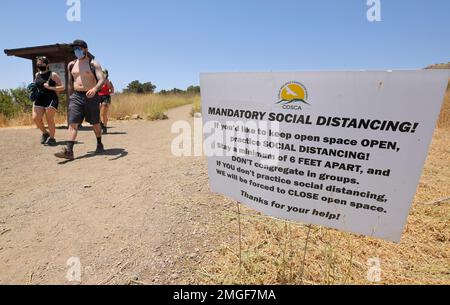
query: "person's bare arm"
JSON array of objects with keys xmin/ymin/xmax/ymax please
[
  {"xmin": 67, "ymin": 61, "xmax": 75, "ymax": 96},
  {"xmin": 87, "ymin": 60, "xmax": 105, "ymax": 98},
  {"xmin": 44, "ymin": 72, "xmax": 65, "ymax": 92}
]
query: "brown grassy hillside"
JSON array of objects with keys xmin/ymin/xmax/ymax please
[
  {"xmin": 426, "ymin": 62, "xmax": 450, "ymax": 128},
  {"xmin": 426, "ymin": 62, "xmax": 450, "ymax": 70},
  {"xmin": 438, "ymin": 85, "xmax": 450, "ymax": 128}
]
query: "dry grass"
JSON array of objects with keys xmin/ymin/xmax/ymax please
[
  {"xmin": 110, "ymin": 93, "xmax": 199, "ymax": 121},
  {"xmin": 0, "ymin": 112, "xmax": 67, "ymax": 128},
  {"xmin": 437, "ymin": 84, "xmax": 450, "ymax": 129},
  {"xmin": 0, "ymin": 93, "xmax": 199, "ymax": 127},
  {"xmin": 197, "ymin": 129, "xmax": 450, "ymax": 286},
  {"xmin": 191, "ymin": 99, "xmax": 202, "ymax": 117},
  {"xmin": 426, "ymin": 63, "xmax": 450, "ymax": 70}
]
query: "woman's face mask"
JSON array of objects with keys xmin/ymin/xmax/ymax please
[
  {"xmin": 37, "ymin": 64, "xmax": 47, "ymax": 72},
  {"xmin": 74, "ymin": 47, "xmax": 85, "ymax": 59}
]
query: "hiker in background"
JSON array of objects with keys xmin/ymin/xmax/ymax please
[
  {"xmin": 98, "ymin": 69, "xmax": 115, "ymax": 134},
  {"xmin": 32, "ymin": 56, "xmax": 65, "ymax": 146},
  {"xmin": 55, "ymin": 40, "xmax": 105, "ymax": 160}
]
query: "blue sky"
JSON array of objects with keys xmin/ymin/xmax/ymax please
[{"xmin": 1, "ymin": 0, "xmax": 449, "ymax": 92}]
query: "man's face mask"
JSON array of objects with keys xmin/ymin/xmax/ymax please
[{"xmin": 74, "ymin": 47, "xmax": 85, "ymax": 59}]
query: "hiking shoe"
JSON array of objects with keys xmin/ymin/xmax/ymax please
[
  {"xmin": 55, "ymin": 148, "xmax": 74, "ymax": 160},
  {"xmin": 41, "ymin": 133, "xmax": 50, "ymax": 144},
  {"xmin": 46, "ymin": 138, "xmax": 57, "ymax": 147},
  {"xmin": 95, "ymin": 143, "xmax": 105, "ymax": 154}
]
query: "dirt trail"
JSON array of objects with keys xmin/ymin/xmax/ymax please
[{"xmin": 0, "ymin": 105, "xmax": 231, "ymax": 284}]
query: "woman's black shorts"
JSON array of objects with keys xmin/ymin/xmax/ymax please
[
  {"xmin": 34, "ymin": 97, "xmax": 59, "ymax": 110},
  {"xmin": 100, "ymin": 95, "xmax": 112, "ymax": 105}
]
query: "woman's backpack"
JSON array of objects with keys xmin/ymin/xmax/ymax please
[{"xmin": 27, "ymin": 83, "xmax": 41, "ymax": 101}]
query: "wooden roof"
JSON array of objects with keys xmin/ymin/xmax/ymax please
[{"xmin": 4, "ymin": 43, "xmax": 94, "ymax": 62}]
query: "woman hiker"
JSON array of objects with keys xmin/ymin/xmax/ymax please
[
  {"xmin": 98, "ymin": 69, "xmax": 115, "ymax": 134},
  {"xmin": 32, "ymin": 56, "xmax": 65, "ymax": 146}
]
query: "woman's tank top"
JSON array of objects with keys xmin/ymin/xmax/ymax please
[
  {"xmin": 98, "ymin": 82, "xmax": 111, "ymax": 96},
  {"xmin": 35, "ymin": 71, "xmax": 58, "ymax": 102}
]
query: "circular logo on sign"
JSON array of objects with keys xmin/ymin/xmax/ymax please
[{"xmin": 277, "ymin": 81, "xmax": 309, "ymax": 108}]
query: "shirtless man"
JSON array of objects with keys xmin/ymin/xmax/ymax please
[{"xmin": 55, "ymin": 40, "xmax": 106, "ymax": 160}]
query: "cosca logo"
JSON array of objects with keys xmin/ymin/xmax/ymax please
[{"xmin": 277, "ymin": 81, "xmax": 310, "ymax": 110}]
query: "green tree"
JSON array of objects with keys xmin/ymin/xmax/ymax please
[
  {"xmin": 186, "ymin": 85, "xmax": 200, "ymax": 95},
  {"xmin": 169, "ymin": 88, "xmax": 184, "ymax": 95},
  {"xmin": 10, "ymin": 87, "xmax": 32, "ymax": 113},
  {"xmin": 142, "ymin": 82, "xmax": 157, "ymax": 94},
  {"xmin": 0, "ymin": 90, "xmax": 20, "ymax": 118},
  {"xmin": 124, "ymin": 80, "xmax": 157, "ymax": 94},
  {"xmin": 124, "ymin": 80, "xmax": 144, "ymax": 94},
  {"xmin": 158, "ymin": 86, "xmax": 200, "ymax": 95}
]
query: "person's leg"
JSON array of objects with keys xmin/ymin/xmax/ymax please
[
  {"xmin": 104, "ymin": 103, "xmax": 109, "ymax": 126},
  {"xmin": 32, "ymin": 105, "xmax": 46, "ymax": 134},
  {"xmin": 101, "ymin": 103, "xmax": 109, "ymax": 134},
  {"xmin": 44, "ymin": 107, "xmax": 57, "ymax": 141},
  {"xmin": 99, "ymin": 102, "xmax": 104, "ymax": 127},
  {"xmin": 93, "ymin": 123, "xmax": 104, "ymax": 153},
  {"xmin": 68, "ymin": 123, "xmax": 78, "ymax": 142},
  {"xmin": 33, "ymin": 105, "xmax": 49, "ymax": 144},
  {"xmin": 87, "ymin": 95, "xmax": 104, "ymax": 153},
  {"xmin": 54, "ymin": 123, "xmax": 78, "ymax": 160},
  {"xmin": 55, "ymin": 93, "xmax": 82, "ymax": 160},
  {"xmin": 93, "ymin": 123, "xmax": 102, "ymax": 138}
]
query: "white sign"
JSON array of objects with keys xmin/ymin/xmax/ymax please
[
  {"xmin": 49, "ymin": 62, "xmax": 66, "ymax": 88},
  {"xmin": 201, "ymin": 71, "xmax": 449, "ymax": 242}
]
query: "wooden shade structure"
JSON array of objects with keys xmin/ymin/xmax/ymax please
[{"xmin": 4, "ymin": 43, "xmax": 94, "ymax": 96}]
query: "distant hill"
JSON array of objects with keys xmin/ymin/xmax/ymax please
[{"xmin": 425, "ymin": 62, "xmax": 450, "ymax": 70}]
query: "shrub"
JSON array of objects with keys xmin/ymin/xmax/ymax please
[{"xmin": 0, "ymin": 89, "xmax": 21, "ymax": 118}]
